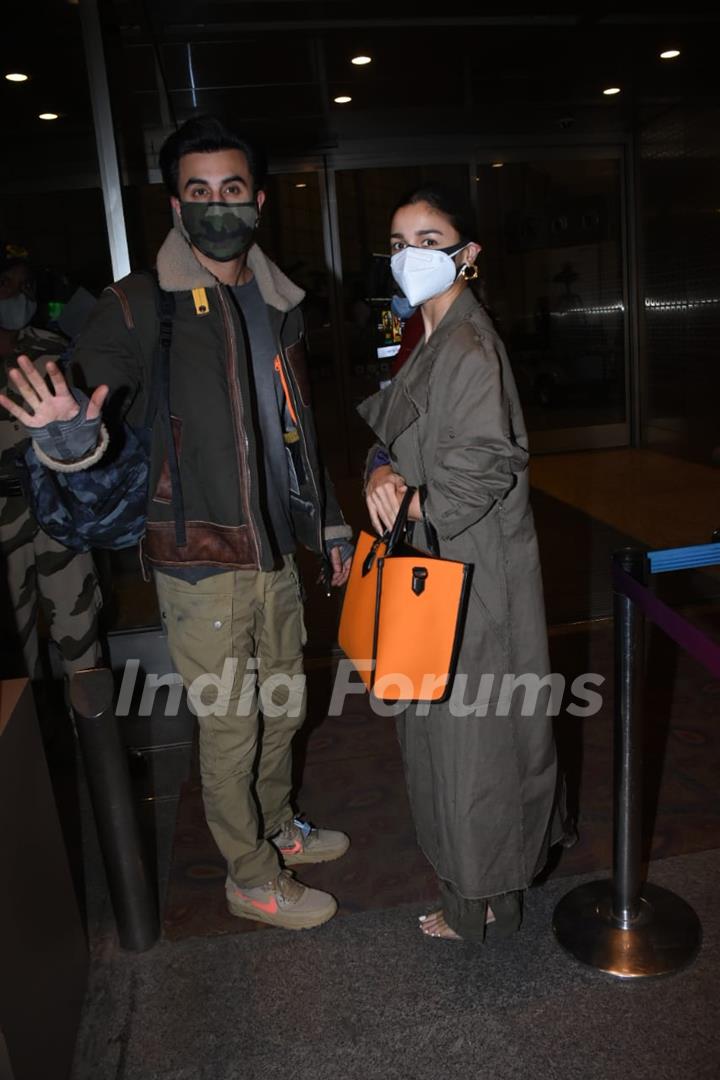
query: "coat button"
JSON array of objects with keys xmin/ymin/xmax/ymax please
[{"xmin": 213, "ymin": 619, "xmax": 223, "ymax": 630}]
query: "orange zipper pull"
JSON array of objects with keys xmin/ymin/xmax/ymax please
[{"xmin": 274, "ymin": 355, "xmax": 298, "ymax": 425}]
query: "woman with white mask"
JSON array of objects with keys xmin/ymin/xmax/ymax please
[{"xmin": 358, "ymin": 186, "xmax": 569, "ymax": 944}]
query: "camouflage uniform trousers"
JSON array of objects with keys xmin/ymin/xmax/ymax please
[{"xmin": 0, "ymin": 494, "xmax": 102, "ymax": 680}]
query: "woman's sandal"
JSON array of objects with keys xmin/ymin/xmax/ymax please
[{"xmin": 418, "ymin": 908, "xmax": 496, "ymax": 940}]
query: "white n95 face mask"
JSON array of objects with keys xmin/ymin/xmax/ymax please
[{"xmin": 390, "ymin": 242, "xmax": 467, "ymax": 307}]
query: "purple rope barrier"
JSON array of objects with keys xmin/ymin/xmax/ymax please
[{"xmin": 612, "ymin": 564, "xmax": 720, "ymax": 679}]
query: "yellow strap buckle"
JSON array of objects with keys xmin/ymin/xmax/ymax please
[{"xmin": 192, "ymin": 287, "xmax": 209, "ymax": 315}]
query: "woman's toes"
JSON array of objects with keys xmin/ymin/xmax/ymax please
[
  {"xmin": 419, "ymin": 911, "xmax": 462, "ymax": 939},
  {"xmin": 419, "ymin": 911, "xmax": 442, "ymax": 935}
]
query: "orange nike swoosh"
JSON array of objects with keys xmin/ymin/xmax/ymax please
[
  {"xmin": 236, "ymin": 892, "xmax": 279, "ymax": 915},
  {"xmin": 280, "ymin": 839, "xmax": 304, "ymax": 856}
]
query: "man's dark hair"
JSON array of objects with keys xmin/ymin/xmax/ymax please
[
  {"xmin": 393, "ymin": 184, "xmax": 476, "ymax": 242},
  {"xmin": 158, "ymin": 115, "xmax": 267, "ymax": 198}
]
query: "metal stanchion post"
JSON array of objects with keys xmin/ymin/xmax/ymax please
[
  {"xmin": 553, "ymin": 548, "xmax": 701, "ymax": 978},
  {"xmin": 612, "ymin": 547, "xmax": 645, "ymax": 928},
  {"xmin": 70, "ymin": 667, "xmax": 159, "ymax": 952}
]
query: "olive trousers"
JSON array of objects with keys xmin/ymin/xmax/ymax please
[{"xmin": 155, "ymin": 555, "xmax": 307, "ymax": 888}]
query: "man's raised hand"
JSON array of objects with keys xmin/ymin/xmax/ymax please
[{"xmin": 0, "ymin": 354, "xmax": 109, "ymax": 428}]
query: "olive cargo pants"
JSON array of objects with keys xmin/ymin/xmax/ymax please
[{"xmin": 155, "ymin": 556, "xmax": 307, "ymax": 888}]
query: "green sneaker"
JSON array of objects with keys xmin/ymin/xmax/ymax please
[
  {"xmin": 271, "ymin": 816, "xmax": 350, "ymax": 866},
  {"xmin": 226, "ymin": 869, "xmax": 337, "ymax": 929}
]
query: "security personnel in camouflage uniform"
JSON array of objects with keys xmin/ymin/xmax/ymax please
[{"xmin": 0, "ymin": 258, "xmax": 101, "ymax": 680}]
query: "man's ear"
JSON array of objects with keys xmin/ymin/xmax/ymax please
[
  {"xmin": 256, "ymin": 189, "xmax": 266, "ymax": 213},
  {"xmin": 170, "ymin": 196, "xmax": 181, "ymax": 217}
]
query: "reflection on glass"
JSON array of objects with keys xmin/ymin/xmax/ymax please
[{"xmin": 476, "ymin": 159, "xmax": 626, "ymax": 433}]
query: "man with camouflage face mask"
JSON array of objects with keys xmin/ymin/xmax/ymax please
[{"xmin": 0, "ymin": 116, "xmax": 353, "ymax": 931}]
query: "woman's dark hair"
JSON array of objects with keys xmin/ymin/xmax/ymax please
[
  {"xmin": 392, "ymin": 184, "xmax": 476, "ymax": 242},
  {"xmin": 158, "ymin": 115, "xmax": 267, "ymax": 197}
]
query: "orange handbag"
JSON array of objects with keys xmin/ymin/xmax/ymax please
[{"xmin": 338, "ymin": 487, "xmax": 471, "ymax": 703}]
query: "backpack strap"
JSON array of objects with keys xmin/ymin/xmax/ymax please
[{"xmin": 150, "ymin": 274, "xmax": 186, "ymax": 548}]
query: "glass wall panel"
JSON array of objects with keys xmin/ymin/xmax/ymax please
[
  {"xmin": 474, "ymin": 158, "xmax": 627, "ymax": 443},
  {"xmin": 639, "ymin": 105, "xmax": 720, "ymax": 465}
]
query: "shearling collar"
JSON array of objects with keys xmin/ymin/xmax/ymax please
[{"xmin": 155, "ymin": 226, "xmax": 305, "ymax": 312}]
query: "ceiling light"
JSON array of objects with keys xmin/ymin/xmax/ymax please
[
  {"xmin": 491, "ymin": 162, "xmax": 504, "ymax": 168},
  {"xmin": 351, "ymin": 56, "xmax": 372, "ymax": 66},
  {"xmin": 295, "ymin": 182, "xmax": 307, "ymax": 189},
  {"xmin": 5, "ymin": 72, "xmax": 29, "ymax": 82},
  {"xmin": 660, "ymin": 49, "xmax": 681, "ymax": 60},
  {"xmin": 38, "ymin": 112, "xmax": 59, "ymax": 120},
  {"xmin": 334, "ymin": 95, "xmax": 352, "ymax": 104},
  {"xmin": 602, "ymin": 87, "xmax": 621, "ymax": 96}
]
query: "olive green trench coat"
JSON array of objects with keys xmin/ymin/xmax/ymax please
[{"xmin": 358, "ymin": 288, "xmax": 561, "ymax": 899}]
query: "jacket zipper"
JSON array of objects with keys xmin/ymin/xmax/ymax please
[
  {"xmin": 276, "ymin": 324, "xmax": 323, "ymax": 554},
  {"xmin": 217, "ymin": 285, "xmax": 261, "ymax": 567},
  {"xmin": 273, "ymin": 355, "xmax": 298, "ymax": 425}
]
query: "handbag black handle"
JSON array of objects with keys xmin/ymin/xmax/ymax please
[
  {"xmin": 382, "ymin": 485, "xmax": 442, "ymax": 558},
  {"xmin": 385, "ymin": 485, "xmax": 417, "ymax": 556}
]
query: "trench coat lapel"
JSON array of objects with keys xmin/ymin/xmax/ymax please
[
  {"xmin": 356, "ymin": 338, "xmax": 426, "ymax": 446},
  {"xmin": 357, "ymin": 289, "xmax": 493, "ymax": 447}
]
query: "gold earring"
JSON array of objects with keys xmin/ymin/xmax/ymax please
[{"xmin": 461, "ymin": 263, "xmax": 479, "ymax": 281}]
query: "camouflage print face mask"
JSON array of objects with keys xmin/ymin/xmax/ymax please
[{"xmin": 180, "ymin": 200, "xmax": 259, "ymax": 262}]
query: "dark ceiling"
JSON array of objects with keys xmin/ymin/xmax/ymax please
[{"xmin": 2, "ymin": 2, "xmax": 719, "ymax": 187}]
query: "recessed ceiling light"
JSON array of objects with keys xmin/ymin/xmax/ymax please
[
  {"xmin": 491, "ymin": 162, "xmax": 504, "ymax": 168},
  {"xmin": 602, "ymin": 87, "xmax": 621, "ymax": 96},
  {"xmin": 660, "ymin": 49, "xmax": 681, "ymax": 60},
  {"xmin": 295, "ymin": 182, "xmax": 307, "ymax": 188},
  {"xmin": 38, "ymin": 112, "xmax": 59, "ymax": 120},
  {"xmin": 334, "ymin": 95, "xmax": 352, "ymax": 104},
  {"xmin": 5, "ymin": 72, "xmax": 29, "ymax": 82},
  {"xmin": 351, "ymin": 55, "xmax": 372, "ymax": 66}
]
